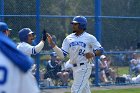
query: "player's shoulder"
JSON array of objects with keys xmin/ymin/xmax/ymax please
[
  {"xmin": 17, "ymin": 42, "xmax": 31, "ymax": 48},
  {"xmin": 18, "ymin": 42, "xmax": 30, "ymax": 46},
  {"xmin": 64, "ymin": 33, "xmax": 75, "ymax": 40},
  {"xmin": 84, "ymin": 32, "xmax": 96, "ymax": 39},
  {"xmin": 66, "ymin": 33, "xmax": 75, "ymax": 38}
]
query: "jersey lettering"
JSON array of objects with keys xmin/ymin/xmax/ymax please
[
  {"xmin": 69, "ymin": 41, "xmax": 86, "ymax": 48},
  {"xmin": 0, "ymin": 66, "xmax": 7, "ymax": 85},
  {"xmin": 78, "ymin": 49, "xmax": 85, "ymax": 56}
]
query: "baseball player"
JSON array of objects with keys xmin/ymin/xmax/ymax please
[
  {"xmin": 17, "ymin": 28, "xmax": 47, "ymax": 75},
  {"xmin": 47, "ymin": 16, "xmax": 103, "ymax": 93},
  {"xmin": 0, "ymin": 22, "xmax": 40, "ymax": 93},
  {"xmin": 17, "ymin": 28, "xmax": 46, "ymax": 56}
]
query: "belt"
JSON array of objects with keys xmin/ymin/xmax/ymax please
[{"xmin": 73, "ymin": 63, "xmax": 85, "ymax": 67}]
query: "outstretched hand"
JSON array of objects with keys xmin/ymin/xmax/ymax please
[
  {"xmin": 46, "ymin": 33, "xmax": 52, "ymax": 44},
  {"xmin": 46, "ymin": 33, "xmax": 55, "ymax": 48}
]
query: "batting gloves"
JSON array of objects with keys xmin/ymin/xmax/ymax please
[{"xmin": 42, "ymin": 30, "xmax": 47, "ymax": 41}]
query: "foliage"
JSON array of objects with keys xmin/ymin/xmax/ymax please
[{"xmin": 2, "ymin": 0, "xmax": 140, "ymax": 50}]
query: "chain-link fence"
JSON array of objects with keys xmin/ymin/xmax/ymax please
[
  {"xmin": 39, "ymin": 51, "xmax": 140, "ymax": 88},
  {"xmin": 1, "ymin": 0, "xmax": 140, "ymax": 88}
]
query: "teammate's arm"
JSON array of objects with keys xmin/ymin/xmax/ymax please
[
  {"xmin": 47, "ymin": 33, "xmax": 64, "ymax": 59},
  {"xmin": 34, "ymin": 41, "xmax": 44, "ymax": 53},
  {"xmin": 33, "ymin": 30, "xmax": 47, "ymax": 53}
]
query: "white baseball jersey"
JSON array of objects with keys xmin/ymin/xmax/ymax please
[
  {"xmin": 17, "ymin": 42, "xmax": 37, "ymax": 56},
  {"xmin": 17, "ymin": 41, "xmax": 45, "ymax": 76},
  {"xmin": 0, "ymin": 51, "xmax": 40, "ymax": 93},
  {"xmin": 17, "ymin": 41, "xmax": 44, "ymax": 57},
  {"xmin": 62, "ymin": 32, "xmax": 102, "ymax": 65},
  {"xmin": 61, "ymin": 32, "xmax": 102, "ymax": 93}
]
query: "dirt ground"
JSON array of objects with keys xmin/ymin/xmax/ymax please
[{"xmin": 41, "ymin": 84, "xmax": 140, "ymax": 93}]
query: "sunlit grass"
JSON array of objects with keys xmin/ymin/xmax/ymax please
[
  {"xmin": 65, "ymin": 88, "xmax": 140, "ymax": 93},
  {"xmin": 113, "ymin": 66, "xmax": 129, "ymax": 75},
  {"xmin": 92, "ymin": 88, "xmax": 140, "ymax": 93}
]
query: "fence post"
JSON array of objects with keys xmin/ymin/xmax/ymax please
[
  {"xmin": 94, "ymin": 0, "xmax": 102, "ymax": 86},
  {"xmin": 35, "ymin": 0, "xmax": 41, "ymax": 85},
  {"xmin": 0, "ymin": 0, "xmax": 4, "ymax": 21}
]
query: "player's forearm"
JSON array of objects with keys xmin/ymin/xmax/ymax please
[
  {"xmin": 53, "ymin": 46, "xmax": 64, "ymax": 59},
  {"xmin": 47, "ymin": 33, "xmax": 64, "ymax": 59},
  {"xmin": 34, "ymin": 41, "xmax": 44, "ymax": 53},
  {"xmin": 49, "ymin": 40, "xmax": 56, "ymax": 48}
]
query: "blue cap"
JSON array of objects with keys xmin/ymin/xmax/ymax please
[{"xmin": 0, "ymin": 22, "xmax": 12, "ymax": 32}]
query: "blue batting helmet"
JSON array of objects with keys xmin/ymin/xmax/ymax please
[
  {"xmin": 0, "ymin": 22, "xmax": 12, "ymax": 32},
  {"xmin": 71, "ymin": 16, "xmax": 87, "ymax": 30},
  {"xmin": 18, "ymin": 28, "xmax": 34, "ymax": 42}
]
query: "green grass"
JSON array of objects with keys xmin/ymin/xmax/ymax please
[
  {"xmin": 65, "ymin": 88, "xmax": 140, "ymax": 93},
  {"xmin": 93, "ymin": 88, "xmax": 140, "ymax": 93},
  {"xmin": 114, "ymin": 66, "xmax": 129, "ymax": 75}
]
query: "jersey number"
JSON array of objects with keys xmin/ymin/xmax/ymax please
[
  {"xmin": 0, "ymin": 66, "xmax": 7, "ymax": 85},
  {"xmin": 78, "ymin": 49, "xmax": 85, "ymax": 56}
]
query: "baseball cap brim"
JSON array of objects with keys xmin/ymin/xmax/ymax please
[
  {"xmin": 8, "ymin": 28, "xmax": 12, "ymax": 31},
  {"xmin": 70, "ymin": 21, "xmax": 79, "ymax": 24},
  {"xmin": 28, "ymin": 31, "xmax": 34, "ymax": 35},
  {"xmin": 0, "ymin": 22, "xmax": 12, "ymax": 31}
]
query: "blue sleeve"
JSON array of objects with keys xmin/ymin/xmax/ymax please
[
  {"xmin": 94, "ymin": 47, "xmax": 104, "ymax": 56},
  {"xmin": 0, "ymin": 32, "xmax": 33, "ymax": 72}
]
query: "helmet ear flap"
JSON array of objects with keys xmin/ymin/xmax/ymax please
[
  {"xmin": 78, "ymin": 24, "xmax": 82, "ymax": 30},
  {"xmin": 78, "ymin": 24, "xmax": 86, "ymax": 30}
]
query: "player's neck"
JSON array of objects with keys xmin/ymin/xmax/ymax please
[{"xmin": 75, "ymin": 30, "xmax": 84, "ymax": 36}]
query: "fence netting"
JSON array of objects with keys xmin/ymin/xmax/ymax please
[{"xmin": 1, "ymin": 0, "xmax": 140, "ymax": 88}]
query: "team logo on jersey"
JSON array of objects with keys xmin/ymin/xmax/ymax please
[{"xmin": 69, "ymin": 41, "xmax": 86, "ymax": 48}]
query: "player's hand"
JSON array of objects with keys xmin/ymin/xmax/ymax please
[
  {"xmin": 85, "ymin": 52, "xmax": 95, "ymax": 59},
  {"xmin": 42, "ymin": 29, "xmax": 47, "ymax": 41},
  {"xmin": 85, "ymin": 52, "xmax": 95, "ymax": 63},
  {"xmin": 46, "ymin": 33, "xmax": 52, "ymax": 44},
  {"xmin": 95, "ymin": 50, "xmax": 102, "ymax": 56},
  {"xmin": 46, "ymin": 33, "xmax": 55, "ymax": 48}
]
